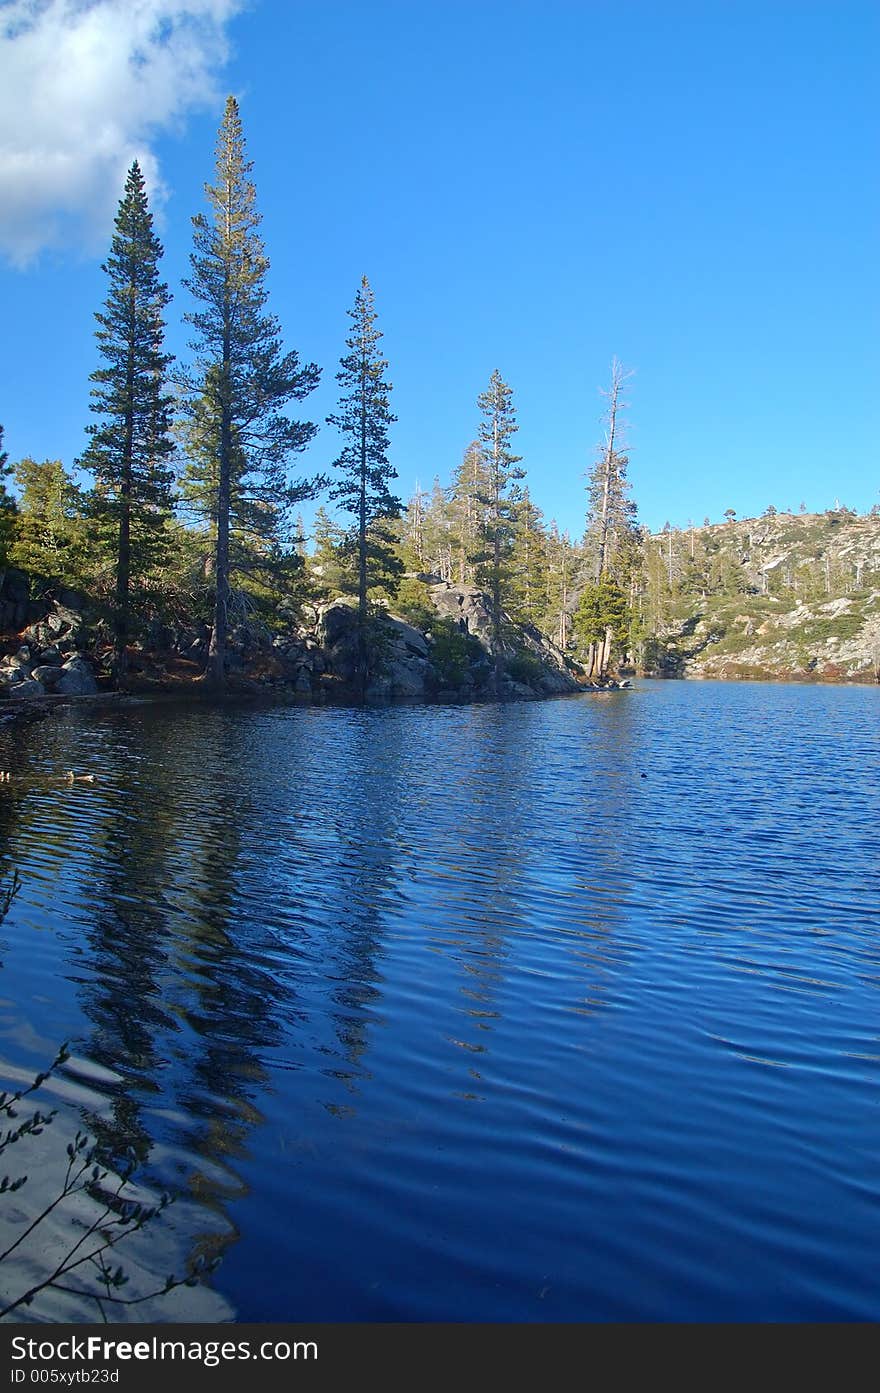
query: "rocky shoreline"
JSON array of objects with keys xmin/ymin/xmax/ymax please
[{"xmin": 1, "ymin": 568, "xmax": 631, "ymax": 712}]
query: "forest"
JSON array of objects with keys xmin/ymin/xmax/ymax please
[{"xmin": 1, "ymin": 96, "xmax": 878, "ymax": 700}]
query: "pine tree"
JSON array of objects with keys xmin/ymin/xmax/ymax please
[
  {"xmin": 182, "ymin": 96, "xmax": 320, "ymax": 686},
  {"xmin": 327, "ymin": 276, "xmax": 401, "ymax": 695},
  {"xmin": 421, "ymin": 476, "xmax": 452, "ymax": 579},
  {"xmin": 310, "ymin": 505, "xmax": 356, "ymax": 598},
  {"xmin": 402, "ymin": 482, "xmax": 429, "ymax": 569},
  {"xmin": 475, "ymin": 370, "xmax": 524, "ymax": 695},
  {"xmin": 584, "ymin": 359, "xmax": 637, "ymax": 583},
  {"xmin": 581, "ymin": 359, "xmax": 639, "ymax": 679},
  {"xmin": 79, "ymin": 162, "xmax": 174, "ymax": 679},
  {"xmin": 447, "ymin": 441, "xmax": 488, "ymax": 584},
  {"xmin": 0, "ymin": 426, "xmax": 16, "ymax": 565},
  {"xmin": 9, "ymin": 458, "xmax": 84, "ymax": 583},
  {"xmin": 543, "ymin": 522, "xmax": 576, "ymax": 651},
  {"xmin": 511, "ymin": 486, "xmax": 548, "ymax": 626}
]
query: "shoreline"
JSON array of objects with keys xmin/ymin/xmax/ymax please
[
  {"xmin": 0, "ymin": 677, "xmax": 636, "ymax": 729},
  {"xmin": 3, "ymin": 668, "xmax": 877, "ymax": 737}
]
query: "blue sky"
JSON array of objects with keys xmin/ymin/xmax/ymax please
[{"xmin": 0, "ymin": 0, "xmax": 877, "ymax": 537}]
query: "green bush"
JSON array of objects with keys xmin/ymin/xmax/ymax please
[
  {"xmin": 506, "ymin": 651, "xmax": 544, "ymax": 685},
  {"xmin": 798, "ymin": 613, "xmax": 863, "ymax": 643},
  {"xmin": 430, "ymin": 617, "xmax": 472, "ymax": 687},
  {"xmin": 393, "ymin": 576, "xmax": 436, "ymax": 632}
]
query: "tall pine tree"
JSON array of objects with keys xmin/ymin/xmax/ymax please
[
  {"xmin": 475, "ymin": 370, "xmax": 524, "ymax": 695},
  {"xmin": 579, "ymin": 358, "xmax": 639, "ymax": 679},
  {"xmin": 0, "ymin": 426, "xmax": 16, "ymax": 565},
  {"xmin": 327, "ymin": 276, "xmax": 401, "ymax": 696},
  {"xmin": 182, "ymin": 96, "xmax": 320, "ymax": 686},
  {"xmin": 80, "ymin": 161, "xmax": 174, "ymax": 679}
]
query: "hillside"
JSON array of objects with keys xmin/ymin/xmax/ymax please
[{"xmin": 645, "ymin": 509, "xmax": 880, "ymax": 683}]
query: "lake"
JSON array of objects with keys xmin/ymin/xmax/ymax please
[{"xmin": 0, "ymin": 679, "xmax": 879, "ymax": 1321}]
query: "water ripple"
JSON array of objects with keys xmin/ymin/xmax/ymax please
[{"xmin": 0, "ymin": 681, "xmax": 879, "ymax": 1319}]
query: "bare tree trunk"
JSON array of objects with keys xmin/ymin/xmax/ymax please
[
  {"xmin": 208, "ymin": 190, "xmax": 235, "ymax": 691},
  {"xmin": 594, "ymin": 359, "xmax": 626, "ymax": 582},
  {"xmin": 115, "ymin": 477, "xmax": 131, "ymax": 685},
  {"xmin": 357, "ymin": 369, "xmax": 368, "ymax": 702},
  {"xmin": 491, "ymin": 419, "xmax": 504, "ymax": 698},
  {"xmin": 208, "ymin": 361, "xmax": 231, "ymax": 688},
  {"xmin": 598, "ymin": 626, "xmax": 613, "ymax": 680},
  {"xmin": 559, "ymin": 553, "xmax": 568, "ymax": 650}
]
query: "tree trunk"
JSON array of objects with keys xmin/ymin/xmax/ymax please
[
  {"xmin": 209, "ymin": 371, "xmax": 232, "ymax": 689},
  {"xmin": 598, "ymin": 626, "xmax": 613, "ymax": 680},
  {"xmin": 115, "ymin": 344, "xmax": 135, "ymax": 687},
  {"xmin": 115, "ymin": 483, "xmax": 131, "ymax": 684},
  {"xmin": 493, "ymin": 526, "xmax": 503, "ymax": 698},
  {"xmin": 491, "ymin": 417, "xmax": 505, "ymax": 699},
  {"xmin": 357, "ymin": 369, "xmax": 368, "ymax": 702}
]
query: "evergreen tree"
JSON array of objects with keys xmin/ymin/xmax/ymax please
[
  {"xmin": 327, "ymin": 276, "xmax": 401, "ymax": 694},
  {"xmin": 447, "ymin": 441, "xmax": 488, "ymax": 584},
  {"xmin": 79, "ymin": 161, "xmax": 174, "ymax": 679},
  {"xmin": 0, "ymin": 426, "xmax": 16, "ymax": 565},
  {"xmin": 402, "ymin": 482, "xmax": 429, "ymax": 570},
  {"xmin": 575, "ymin": 574, "xmax": 628, "ymax": 651},
  {"xmin": 582, "ymin": 359, "xmax": 639, "ymax": 679},
  {"xmin": 421, "ymin": 476, "xmax": 452, "ymax": 579},
  {"xmin": 310, "ymin": 505, "xmax": 357, "ymax": 598},
  {"xmin": 543, "ymin": 522, "xmax": 577, "ymax": 651},
  {"xmin": 475, "ymin": 370, "xmax": 524, "ymax": 694},
  {"xmin": 182, "ymin": 95, "xmax": 320, "ymax": 686},
  {"xmin": 511, "ymin": 486, "xmax": 548, "ymax": 625},
  {"xmin": 9, "ymin": 458, "xmax": 84, "ymax": 583}
]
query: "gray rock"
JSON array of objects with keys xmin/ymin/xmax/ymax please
[
  {"xmin": 56, "ymin": 656, "xmax": 98, "ymax": 695},
  {"xmin": 364, "ymin": 676, "xmax": 392, "ymax": 703},
  {"xmin": 8, "ymin": 679, "xmax": 45, "ymax": 699},
  {"xmin": 31, "ymin": 665, "xmax": 64, "ymax": 688},
  {"xmin": 386, "ymin": 616, "xmax": 430, "ymax": 658},
  {"xmin": 387, "ymin": 655, "xmax": 429, "ymax": 699},
  {"xmin": 319, "ymin": 599, "xmax": 359, "ymax": 649},
  {"xmin": 50, "ymin": 605, "xmax": 84, "ymax": 636},
  {"xmin": 508, "ymin": 681, "xmax": 538, "ymax": 701}
]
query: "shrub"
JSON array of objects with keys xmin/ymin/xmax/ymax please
[
  {"xmin": 393, "ymin": 576, "xmax": 436, "ymax": 632},
  {"xmin": 430, "ymin": 618, "xmax": 472, "ymax": 687},
  {"xmin": 506, "ymin": 651, "xmax": 544, "ymax": 685}
]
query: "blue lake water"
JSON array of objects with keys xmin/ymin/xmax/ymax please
[{"xmin": 0, "ymin": 679, "xmax": 879, "ymax": 1321}]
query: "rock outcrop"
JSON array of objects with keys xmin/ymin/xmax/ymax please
[
  {"xmin": 0, "ymin": 574, "xmax": 101, "ymax": 700},
  {"xmin": 0, "ymin": 567, "xmax": 585, "ymax": 706},
  {"xmin": 294, "ymin": 580, "xmax": 580, "ymax": 703}
]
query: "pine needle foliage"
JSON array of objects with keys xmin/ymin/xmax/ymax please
[
  {"xmin": 79, "ymin": 161, "xmax": 174, "ymax": 680},
  {"xmin": 474, "ymin": 370, "xmax": 524, "ymax": 694},
  {"xmin": 181, "ymin": 96, "xmax": 321, "ymax": 685},
  {"xmin": 327, "ymin": 276, "xmax": 402, "ymax": 695}
]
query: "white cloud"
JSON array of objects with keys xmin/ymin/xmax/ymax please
[{"xmin": 0, "ymin": 0, "xmax": 243, "ymax": 266}]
